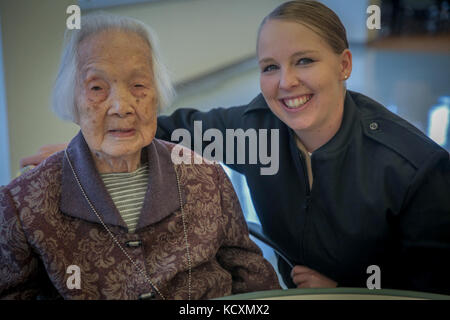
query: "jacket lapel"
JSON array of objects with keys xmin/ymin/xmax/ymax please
[
  {"xmin": 60, "ymin": 131, "xmax": 127, "ymax": 229},
  {"xmin": 60, "ymin": 132, "xmax": 183, "ymax": 231},
  {"xmin": 136, "ymin": 139, "xmax": 184, "ymax": 230}
]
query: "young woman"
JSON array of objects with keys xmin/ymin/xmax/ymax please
[{"xmin": 20, "ymin": 1, "xmax": 450, "ymax": 294}]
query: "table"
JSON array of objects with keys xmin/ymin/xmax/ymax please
[{"xmin": 216, "ymin": 288, "xmax": 450, "ymax": 300}]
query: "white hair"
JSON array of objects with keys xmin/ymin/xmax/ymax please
[{"xmin": 52, "ymin": 12, "xmax": 175, "ymax": 122}]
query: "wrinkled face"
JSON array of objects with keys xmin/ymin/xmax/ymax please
[
  {"xmin": 258, "ymin": 19, "xmax": 351, "ymax": 134},
  {"xmin": 75, "ymin": 30, "xmax": 157, "ymax": 160}
]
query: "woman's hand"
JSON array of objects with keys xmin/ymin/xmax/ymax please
[
  {"xmin": 19, "ymin": 143, "xmax": 68, "ymax": 168},
  {"xmin": 291, "ymin": 265, "xmax": 338, "ymax": 288}
]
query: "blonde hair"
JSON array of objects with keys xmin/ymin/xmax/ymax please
[
  {"xmin": 52, "ymin": 13, "xmax": 175, "ymax": 122},
  {"xmin": 258, "ymin": 0, "xmax": 349, "ymax": 54}
]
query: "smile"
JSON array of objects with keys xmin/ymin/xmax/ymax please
[{"xmin": 281, "ymin": 94, "xmax": 313, "ymax": 109}]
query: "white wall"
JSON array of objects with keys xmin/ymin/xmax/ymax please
[
  {"xmin": 0, "ymin": 0, "xmax": 79, "ymax": 183},
  {"xmin": 101, "ymin": 0, "xmax": 284, "ymax": 84},
  {"xmin": 321, "ymin": 0, "xmax": 370, "ymax": 43}
]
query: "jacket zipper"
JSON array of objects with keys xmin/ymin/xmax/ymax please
[
  {"xmin": 299, "ymin": 152, "xmax": 311, "ymax": 210},
  {"xmin": 298, "ymin": 151, "xmax": 311, "ymax": 267}
]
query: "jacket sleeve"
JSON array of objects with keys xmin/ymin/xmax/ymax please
[
  {"xmin": 397, "ymin": 150, "xmax": 450, "ymax": 295},
  {"xmin": 214, "ymin": 165, "xmax": 281, "ymax": 294},
  {"xmin": 0, "ymin": 187, "xmax": 42, "ymax": 299},
  {"xmin": 156, "ymin": 106, "xmax": 248, "ymax": 174}
]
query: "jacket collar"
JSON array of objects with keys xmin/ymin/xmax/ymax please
[
  {"xmin": 243, "ymin": 93, "xmax": 270, "ymax": 114},
  {"xmin": 60, "ymin": 131, "xmax": 182, "ymax": 232},
  {"xmin": 288, "ymin": 90, "xmax": 360, "ymax": 159},
  {"xmin": 312, "ymin": 90, "xmax": 360, "ymax": 158}
]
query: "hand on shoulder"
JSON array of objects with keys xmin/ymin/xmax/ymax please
[{"xmin": 19, "ymin": 143, "xmax": 68, "ymax": 168}]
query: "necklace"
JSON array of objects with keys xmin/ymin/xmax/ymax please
[{"xmin": 64, "ymin": 150, "xmax": 192, "ymax": 300}]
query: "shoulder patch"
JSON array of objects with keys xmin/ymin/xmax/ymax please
[
  {"xmin": 348, "ymin": 90, "xmax": 445, "ymax": 170},
  {"xmin": 361, "ymin": 116, "xmax": 443, "ymax": 170}
]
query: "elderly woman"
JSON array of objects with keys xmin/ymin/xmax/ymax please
[{"xmin": 0, "ymin": 14, "xmax": 280, "ymax": 299}]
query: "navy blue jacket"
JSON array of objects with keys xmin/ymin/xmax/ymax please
[{"xmin": 157, "ymin": 90, "xmax": 450, "ymax": 294}]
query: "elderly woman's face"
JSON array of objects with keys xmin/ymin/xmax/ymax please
[
  {"xmin": 258, "ymin": 19, "xmax": 351, "ymax": 135},
  {"xmin": 75, "ymin": 30, "xmax": 157, "ymax": 161}
]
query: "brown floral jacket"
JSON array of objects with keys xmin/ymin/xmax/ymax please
[{"xmin": 0, "ymin": 132, "xmax": 280, "ymax": 299}]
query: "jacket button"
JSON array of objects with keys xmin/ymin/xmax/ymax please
[
  {"xmin": 369, "ymin": 122, "xmax": 379, "ymax": 131},
  {"xmin": 125, "ymin": 240, "xmax": 142, "ymax": 248},
  {"xmin": 138, "ymin": 291, "xmax": 155, "ymax": 300}
]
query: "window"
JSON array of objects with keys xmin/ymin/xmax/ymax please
[{"xmin": 428, "ymin": 96, "xmax": 450, "ymax": 148}]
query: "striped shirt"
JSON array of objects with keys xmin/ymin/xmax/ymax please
[{"xmin": 100, "ymin": 165, "xmax": 149, "ymax": 233}]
